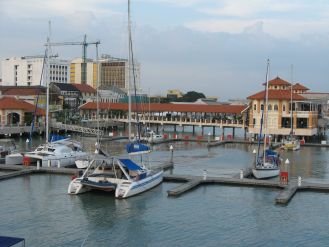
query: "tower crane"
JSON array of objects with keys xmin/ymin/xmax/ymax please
[{"xmin": 48, "ymin": 34, "xmax": 100, "ymax": 84}]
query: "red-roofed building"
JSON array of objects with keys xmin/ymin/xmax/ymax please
[
  {"xmin": 0, "ymin": 96, "xmax": 45, "ymax": 126},
  {"xmin": 71, "ymin": 83, "xmax": 96, "ymax": 103},
  {"xmin": 248, "ymin": 77, "xmax": 320, "ymax": 139}
]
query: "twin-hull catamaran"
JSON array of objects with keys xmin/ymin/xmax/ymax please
[{"xmin": 68, "ymin": 0, "xmax": 163, "ymax": 198}]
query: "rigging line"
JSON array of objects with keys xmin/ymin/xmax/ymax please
[
  {"xmin": 257, "ymin": 59, "xmax": 269, "ymax": 162},
  {"xmin": 29, "ymin": 49, "xmax": 47, "ymax": 144}
]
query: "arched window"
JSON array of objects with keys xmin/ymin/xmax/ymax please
[
  {"xmin": 283, "ymin": 105, "xmax": 286, "ymax": 112},
  {"xmin": 268, "ymin": 104, "xmax": 272, "ymax": 111},
  {"xmin": 274, "ymin": 104, "xmax": 278, "ymax": 111},
  {"xmin": 261, "ymin": 104, "xmax": 264, "ymax": 111},
  {"xmin": 253, "ymin": 104, "xmax": 256, "ymax": 111}
]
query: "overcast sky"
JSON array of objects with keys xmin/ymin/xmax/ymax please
[{"xmin": 1, "ymin": 0, "xmax": 329, "ymax": 100}]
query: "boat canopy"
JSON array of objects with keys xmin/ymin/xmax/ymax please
[
  {"xmin": 119, "ymin": 158, "xmax": 142, "ymax": 170},
  {"xmin": 50, "ymin": 134, "xmax": 70, "ymax": 143},
  {"xmin": 0, "ymin": 236, "xmax": 25, "ymax": 247},
  {"xmin": 126, "ymin": 142, "xmax": 150, "ymax": 154},
  {"xmin": 265, "ymin": 149, "xmax": 278, "ymax": 156}
]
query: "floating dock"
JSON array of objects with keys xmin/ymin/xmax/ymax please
[
  {"xmin": 164, "ymin": 172, "xmax": 329, "ymax": 205},
  {"xmin": 1, "ymin": 164, "xmax": 329, "ymax": 205}
]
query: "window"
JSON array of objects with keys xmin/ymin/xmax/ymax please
[
  {"xmin": 274, "ymin": 104, "xmax": 278, "ymax": 111},
  {"xmin": 268, "ymin": 104, "xmax": 272, "ymax": 111},
  {"xmin": 253, "ymin": 104, "xmax": 256, "ymax": 111},
  {"xmin": 283, "ymin": 105, "xmax": 286, "ymax": 112},
  {"xmin": 261, "ymin": 104, "xmax": 264, "ymax": 111}
]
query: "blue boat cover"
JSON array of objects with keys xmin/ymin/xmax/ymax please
[
  {"xmin": 265, "ymin": 149, "xmax": 278, "ymax": 156},
  {"xmin": 0, "ymin": 236, "xmax": 25, "ymax": 247},
  {"xmin": 119, "ymin": 159, "xmax": 142, "ymax": 170},
  {"xmin": 126, "ymin": 142, "xmax": 150, "ymax": 154},
  {"xmin": 50, "ymin": 134, "xmax": 69, "ymax": 142}
]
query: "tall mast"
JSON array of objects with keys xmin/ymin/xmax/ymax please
[
  {"xmin": 290, "ymin": 64, "xmax": 293, "ymax": 135},
  {"xmin": 263, "ymin": 59, "xmax": 270, "ymax": 162},
  {"xmin": 95, "ymin": 43, "xmax": 100, "ymax": 153},
  {"xmin": 46, "ymin": 20, "xmax": 51, "ymax": 143},
  {"xmin": 127, "ymin": 0, "xmax": 132, "ymax": 142}
]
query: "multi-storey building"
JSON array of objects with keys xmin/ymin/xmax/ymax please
[
  {"xmin": 1, "ymin": 56, "xmax": 69, "ymax": 86},
  {"xmin": 247, "ymin": 77, "xmax": 326, "ymax": 140},
  {"xmin": 69, "ymin": 56, "xmax": 140, "ymax": 92}
]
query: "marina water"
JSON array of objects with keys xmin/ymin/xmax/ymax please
[{"xmin": 1, "ymin": 135, "xmax": 329, "ymax": 246}]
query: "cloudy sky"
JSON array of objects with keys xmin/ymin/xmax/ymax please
[{"xmin": 1, "ymin": 0, "xmax": 329, "ymax": 100}]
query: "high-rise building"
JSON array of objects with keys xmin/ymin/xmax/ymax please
[
  {"xmin": 69, "ymin": 55, "xmax": 140, "ymax": 92},
  {"xmin": 1, "ymin": 56, "xmax": 69, "ymax": 86}
]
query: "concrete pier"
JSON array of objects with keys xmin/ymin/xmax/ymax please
[{"xmin": 275, "ymin": 183, "xmax": 298, "ymax": 204}]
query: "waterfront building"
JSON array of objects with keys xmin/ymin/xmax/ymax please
[
  {"xmin": 1, "ymin": 56, "xmax": 69, "ymax": 86},
  {"xmin": 0, "ymin": 96, "xmax": 44, "ymax": 126},
  {"xmin": 51, "ymin": 83, "xmax": 80, "ymax": 113},
  {"xmin": 70, "ymin": 55, "xmax": 140, "ymax": 92},
  {"xmin": 71, "ymin": 83, "xmax": 97, "ymax": 104},
  {"xmin": 0, "ymin": 86, "xmax": 46, "ymax": 107},
  {"xmin": 247, "ymin": 76, "xmax": 326, "ymax": 140}
]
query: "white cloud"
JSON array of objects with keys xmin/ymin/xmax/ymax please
[{"xmin": 185, "ymin": 18, "xmax": 329, "ymax": 40}]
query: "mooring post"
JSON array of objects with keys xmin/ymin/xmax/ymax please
[
  {"xmin": 203, "ymin": 169, "xmax": 207, "ymax": 180},
  {"xmin": 240, "ymin": 169, "xmax": 243, "ymax": 179},
  {"xmin": 37, "ymin": 160, "xmax": 40, "ymax": 170},
  {"xmin": 48, "ymin": 160, "xmax": 51, "ymax": 167},
  {"xmin": 298, "ymin": 176, "xmax": 302, "ymax": 187},
  {"xmin": 207, "ymin": 132, "xmax": 211, "ymax": 145},
  {"xmin": 57, "ymin": 160, "xmax": 60, "ymax": 168},
  {"xmin": 170, "ymin": 145, "xmax": 174, "ymax": 163}
]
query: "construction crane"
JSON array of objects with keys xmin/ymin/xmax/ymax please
[{"xmin": 48, "ymin": 34, "xmax": 100, "ymax": 84}]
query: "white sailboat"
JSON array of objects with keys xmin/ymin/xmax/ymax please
[
  {"xmin": 68, "ymin": 0, "xmax": 163, "ymax": 197},
  {"xmin": 283, "ymin": 65, "xmax": 300, "ymax": 151},
  {"xmin": 24, "ymin": 23, "xmax": 88, "ymax": 167},
  {"xmin": 252, "ymin": 59, "xmax": 281, "ymax": 179}
]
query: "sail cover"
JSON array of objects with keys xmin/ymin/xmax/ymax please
[
  {"xmin": 119, "ymin": 159, "xmax": 142, "ymax": 170},
  {"xmin": 0, "ymin": 236, "xmax": 25, "ymax": 247},
  {"xmin": 126, "ymin": 142, "xmax": 150, "ymax": 154}
]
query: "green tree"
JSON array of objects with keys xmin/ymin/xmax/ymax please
[{"xmin": 177, "ymin": 91, "xmax": 205, "ymax": 102}]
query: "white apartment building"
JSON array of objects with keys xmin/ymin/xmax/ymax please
[{"xmin": 1, "ymin": 56, "xmax": 69, "ymax": 86}]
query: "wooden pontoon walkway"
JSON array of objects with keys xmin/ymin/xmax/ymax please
[
  {"xmin": 2, "ymin": 164, "xmax": 329, "ymax": 205},
  {"xmin": 164, "ymin": 172, "xmax": 329, "ymax": 205}
]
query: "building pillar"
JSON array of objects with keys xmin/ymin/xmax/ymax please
[
  {"xmin": 213, "ymin": 126, "xmax": 215, "ymax": 136},
  {"xmin": 192, "ymin": 125, "xmax": 195, "ymax": 134},
  {"xmin": 232, "ymin": 127, "xmax": 235, "ymax": 138}
]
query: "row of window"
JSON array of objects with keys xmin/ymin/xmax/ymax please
[{"xmin": 254, "ymin": 104, "xmax": 286, "ymax": 112}]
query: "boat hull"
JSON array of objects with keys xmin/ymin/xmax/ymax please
[
  {"xmin": 68, "ymin": 178, "xmax": 91, "ymax": 194},
  {"xmin": 5, "ymin": 153, "xmax": 23, "ymax": 165},
  {"xmin": 115, "ymin": 170, "xmax": 163, "ymax": 198},
  {"xmin": 252, "ymin": 168, "xmax": 280, "ymax": 179},
  {"xmin": 283, "ymin": 141, "xmax": 300, "ymax": 151}
]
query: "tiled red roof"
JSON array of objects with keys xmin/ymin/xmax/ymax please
[
  {"xmin": 71, "ymin": 83, "xmax": 96, "ymax": 93},
  {"xmin": 3, "ymin": 88, "xmax": 46, "ymax": 96},
  {"xmin": 79, "ymin": 103, "xmax": 246, "ymax": 114},
  {"xmin": 0, "ymin": 97, "xmax": 45, "ymax": 115},
  {"xmin": 247, "ymin": 90, "xmax": 306, "ymax": 100},
  {"xmin": 292, "ymin": 83, "xmax": 309, "ymax": 91},
  {"xmin": 263, "ymin": 77, "xmax": 291, "ymax": 86}
]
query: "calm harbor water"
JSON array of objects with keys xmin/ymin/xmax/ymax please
[{"xmin": 1, "ymin": 135, "xmax": 329, "ymax": 246}]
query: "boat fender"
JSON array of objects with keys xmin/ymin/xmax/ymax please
[{"xmin": 71, "ymin": 175, "xmax": 77, "ymax": 180}]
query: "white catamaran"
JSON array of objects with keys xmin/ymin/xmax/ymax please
[
  {"xmin": 23, "ymin": 24, "xmax": 88, "ymax": 167},
  {"xmin": 68, "ymin": 0, "xmax": 163, "ymax": 198}
]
